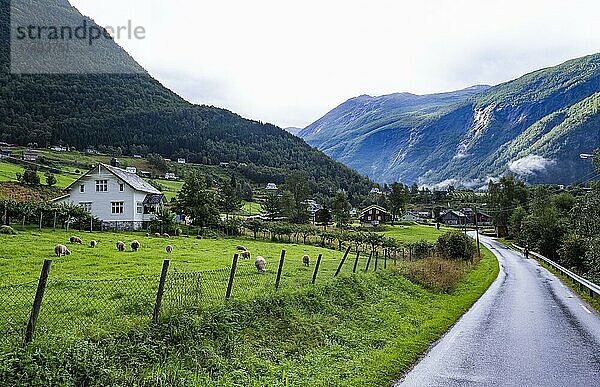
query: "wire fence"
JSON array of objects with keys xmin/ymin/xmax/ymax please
[{"xmin": 0, "ymin": 248, "xmax": 402, "ymax": 348}]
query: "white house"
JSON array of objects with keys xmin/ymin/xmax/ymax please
[
  {"xmin": 126, "ymin": 167, "xmax": 137, "ymax": 174},
  {"xmin": 53, "ymin": 163, "xmax": 166, "ymax": 230},
  {"xmin": 266, "ymin": 183, "xmax": 278, "ymax": 190},
  {"xmin": 400, "ymin": 211, "xmax": 421, "ymax": 222},
  {"xmin": 165, "ymin": 172, "xmax": 177, "ymax": 180},
  {"xmin": 177, "ymin": 158, "xmax": 186, "ymax": 164}
]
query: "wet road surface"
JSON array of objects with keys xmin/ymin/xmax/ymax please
[{"xmin": 397, "ymin": 235, "xmax": 600, "ymax": 386}]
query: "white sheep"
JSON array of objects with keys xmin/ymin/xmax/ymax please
[
  {"xmin": 116, "ymin": 241, "xmax": 125, "ymax": 252},
  {"xmin": 69, "ymin": 236, "xmax": 83, "ymax": 244},
  {"xmin": 236, "ymin": 245, "xmax": 246, "ymax": 251},
  {"xmin": 166, "ymin": 245, "xmax": 173, "ymax": 253},
  {"xmin": 255, "ymin": 256, "xmax": 266, "ymax": 274},
  {"xmin": 90, "ymin": 240, "xmax": 98, "ymax": 248},
  {"xmin": 240, "ymin": 250, "xmax": 251, "ymax": 260},
  {"xmin": 302, "ymin": 254, "xmax": 310, "ymax": 267},
  {"xmin": 131, "ymin": 240, "xmax": 140, "ymax": 252},
  {"xmin": 54, "ymin": 244, "xmax": 71, "ymax": 257}
]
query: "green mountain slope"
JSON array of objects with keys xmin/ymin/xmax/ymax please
[
  {"xmin": 0, "ymin": 0, "xmax": 373, "ymax": 197},
  {"xmin": 300, "ymin": 55, "xmax": 600, "ymax": 186}
]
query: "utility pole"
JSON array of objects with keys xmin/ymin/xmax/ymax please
[{"xmin": 475, "ymin": 206, "xmax": 481, "ymax": 259}]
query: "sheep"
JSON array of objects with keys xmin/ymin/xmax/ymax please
[
  {"xmin": 69, "ymin": 236, "xmax": 83, "ymax": 244},
  {"xmin": 154, "ymin": 233, "xmax": 161, "ymax": 237},
  {"xmin": 54, "ymin": 244, "xmax": 71, "ymax": 257},
  {"xmin": 90, "ymin": 240, "xmax": 98, "ymax": 248},
  {"xmin": 116, "ymin": 241, "xmax": 125, "ymax": 252},
  {"xmin": 131, "ymin": 240, "xmax": 140, "ymax": 252},
  {"xmin": 255, "ymin": 256, "xmax": 266, "ymax": 274},
  {"xmin": 163, "ymin": 233, "xmax": 170, "ymax": 238},
  {"xmin": 166, "ymin": 245, "xmax": 174, "ymax": 253},
  {"xmin": 145, "ymin": 233, "xmax": 150, "ymax": 237},
  {"xmin": 240, "ymin": 250, "xmax": 251, "ymax": 260},
  {"xmin": 302, "ymin": 254, "xmax": 310, "ymax": 267},
  {"xmin": 236, "ymin": 245, "xmax": 247, "ymax": 251}
]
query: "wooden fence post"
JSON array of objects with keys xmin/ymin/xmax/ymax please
[
  {"xmin": 384, "ymin": 249, "xmax": 388, "ymax": 269},
  {"xmin": 374, "ymin": 251, "xmax": 379, "ymax": 271},
  {"xmin": 394, "ymin": 250, "xmax": 397, "ymax": 267},
  {"xmin": 365, "ymin": 251, "xmax": 373, "ymax": 272},
  {"xmin": 275, "ymin": 250, "xmax": 286, "ymax": 290},
  {"xmin": 38, "ymin": 212, "xmax": 43, "ymax": 230},
  {"xmin": 402, "ymin": 248, "xmax": 405, "ymax": 261},
  {"xmin": 335, "ymin": 246, "xmax": 351, "ymax": 277},
  {"xmin": 225, "ymin": 254, "xmax": 239, "ymax": 301},
  {"xmin": 53, "ymin": 211, "xmax": 57, "ymax": 230},
  {"xmin": 152, "ymin": 259, "xmax": 170, "ymax": 323},
  {"xmin": 353, "ymin": 250, "xmax": 360, "ymax": 273},
  {"xmin": 312, "ymin": 254, "xmax": 323, "ymax": 284},
  {"xmin": 24, "ymin": 259, "xmax": 52, "ymax": 345}
]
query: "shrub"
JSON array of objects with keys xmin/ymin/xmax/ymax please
[
  {"xmin": 0, "ymin": 225, "xmax": 17, "ymax": 235},
  {"xmin": 411, "ymin": 240, "xmax": 434, "ymax": 259},
  {"xmin": 436, "ymin": 231, "xmax": 476, "ymax": 261}
]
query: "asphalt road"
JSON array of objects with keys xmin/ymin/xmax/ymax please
[{"xmin": 397, "ymin": 235, "xmax": 600, "ymax": 387}]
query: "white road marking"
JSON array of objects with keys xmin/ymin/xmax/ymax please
[{"xmin": 580, "ymin": 304, "xmax": 592, "ymax": 314}]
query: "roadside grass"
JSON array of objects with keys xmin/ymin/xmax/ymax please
[{"xmin": 0, "ymin": 244, "xmax": 498, "ymax": 386}]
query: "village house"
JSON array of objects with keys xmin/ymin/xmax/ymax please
[
  {"xmin": 22, "ymin": 150, "xmax": 38, "ymax": 161},
  {"xmin": 400, "ymin": 211, "xmax": 421, "ymax": 223},
  {"xmin": 461, "ymin": 208, "xmax": 494, "ymax": 226},
  {"xmin": 440, "ymin": 210, "xmax": 468, "ymax": 226},
  {"xmin": 52, "ymin": 163, "xmax": 166, "ymax": 231},
  {"xmin": 126, "ymin": 167, "xmax": 137, "ymax": 174},
  {"xmin": 360, "ymin": 205, "xmax": 392, "ymax": 227},
  {"xmin": 165, "ymin": 172, "xmax": 177, "ymax": 180},
  {"xmin": 0, "ymin": 148, "xmax": 12, "ymax": 159},
  {"xmin": 177, "ymin": 158, "xmax": 186, "ymax": 164},
  {"xmin": 265, "ymin": 183, "xmax": 278, "ymax": 190}
]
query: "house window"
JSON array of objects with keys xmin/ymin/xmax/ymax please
[
  {"xmin": 80, "ymin": 184, "xmax": 85, "ymax": 193},
  {"xmin": 378, "ymin": 216, "xmax": 382, "ymax": 221},
  {"xmin": 79, "ymin": 202, "xmax": 92, "ymax": 212},
  {"xmin": 111, "ymin": 201, "xmax": 124, "ymax": 214},
  {"xmin": 137, "ymin": 202, "xmax": 143, "ymax": 214},
  {"xmin": 367, "ymin": 216, "xmax": 371, "ymax": 221},
  {"xmin": 95, "ymin": 180, "xmax": 108, "ymax": 192},
  {"xmin": 119, "ymin": 183, "xmax": 124, "ymax": 192}
]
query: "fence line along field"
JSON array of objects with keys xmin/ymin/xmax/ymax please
[{"xmin": 0, "ymin": 229, "xmax": 369, "ymax": 347}]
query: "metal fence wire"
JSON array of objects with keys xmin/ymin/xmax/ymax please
[{"xmin": 0, "ymin": 249, "xmax": 393, "ymax": 346}]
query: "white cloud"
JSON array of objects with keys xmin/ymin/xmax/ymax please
[
  {"xmin": 509, "ymin": 155, "xmax": 556, "ymax": 175},
  {"xmin": 70, "ymin": 0, "xmax": 600, "ymax": 128}
]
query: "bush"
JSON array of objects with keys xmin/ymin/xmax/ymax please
[
  {"xmin": 436, "ymin": 231, "xmax": 476, "ymax": 261},
  {"xmin": 411, "ymin": 240, "xmax": 434, "ymax": 259},
  {"xmin": 0, "ymin": 225, "xmax": 17, "ymax": 235}
]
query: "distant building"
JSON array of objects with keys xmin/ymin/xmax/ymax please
[
  {"xmin": 266, "ymin": 183, "xmax": 278, "ymax": 190},
  {"xmin": 177, "ymin": 158, "xmax": 186, "ymax": 164},
  {"xmin": 350, "ymin": 208, "xmax": 358, "ymax": 218},
  {"xmin": 22, "ymin": 150, "xmax": 38, "ymax": 161},
  {"xmin": 219, "ymin": 162, "xmax": 230, "ymax": 167},
  {"xmin": 126, "ymin": 167, "xmax": 137, "ymax": 174},
  {"xmin": 133, "ymin": 154, "xmax": 143, "ymax": 159},
  {"xmin": 370, "ymin": 187, "xmax": 382, "ymax": 195},
  {"xmin": 165, "ymin": 172, "xmax": 177, "ymax": 180},
  {"xmin": 400, "ymin": 211, "xmax": 421, "ymax": 223},
  {"xmin": 0, "ymin": 148, "xmax": 12, "ymax": 159},
  {"xmin": 360, "ymin": 205, "xmax": 392, "ymax": 227},
  {"xmin": 140, "ymin": 171, "xmax": 152, "ymax": 178},
  {"xmin": 440, "ymin": 210, "xmax": 468, "ymax": 226},
  {"xmin": 50, "ymin": 145, "xmax": 67, "ymax": 152},
  {"xmin": 52, "ymin": 163, "xmax": 165, "ymax": 231}
]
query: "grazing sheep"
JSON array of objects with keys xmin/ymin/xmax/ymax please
[
  {"xmin": 255, "ymin": 256, "xmax": 266, "ymax": 274},
  {"xmin": 54, "ymin": 244, "xmax": 71, "ymax": 257},
  {"xmin": 90, "ymin": 240, "xmax": 97, "ymax": 248},
  {"xmin": 154, "ymin": 233, "xmax": 161, "ymax": 237},
  {"xmin": 302, "ymin": 254, "xmax": 310, "ymax": 267},
  {"xmin": 69, "ymin": 236, "xmax": 83, "ymax": 244},
  {"xmin": 145, "ymin": 233, "xmax": 150, "ymax": 237},
  {"xmin": 116, "ymin": 241, "xmax": 125, "ymax": 252},
  {"xmin": 240, "ymin": 250, "xmax": 251, "ymax": 260},
  {"xmin": 166, "ymin": 245, "xmax": 174, "ymax": 253},
  {"xmin": 131, "ymin": 240, "xmax": 140, "ymax": 252},
  {"xmin": 163, "ymin": 233, "xmax": 170, "ymax": 238},
  {"xmin": 236, "ymin": 245, "xmax": 246, "ymax": 251}
]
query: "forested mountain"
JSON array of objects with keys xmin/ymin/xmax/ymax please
[
  {"xmin": 0, "ymin": 0, "xmax": 373, "ymax": 198},
  {"xmin": 300, "ymin": 55, "xmax": 600, "ymax": 187}
]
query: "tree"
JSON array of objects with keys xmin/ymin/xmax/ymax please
[
  {"xmin": 264, "ymin": 191, "xmax": 282, "ymax": 220},
  {"xmin": 17, "ymin": 167, "xmax": 40, "ymax": 186},
  {"xmin": 151, "ymin": 207, "xmax": 176, "ymax": 234},
  {"xmin": 175, "ymin": 172, "xmax": 219, "ymax": 230},
  {"xmin": 146, "ymin": 153, "xmax": 168, "ymax": 171},
  {"xmin": 488, "ymin": 175, "xmax": 529, "ymax": 237},
  {"xmin": 332, "ymin": 192, "xmax": 351, "ymax": 228},
  {"xmin": 220, "ymin": 174, "xmax": 242, "ymax": 219},
  {"xmin": 315, "ymin": 207, "xmax": 333, "ymax": 229},
  {"xmin": 388, "ymin": 182, "xmax": 410, "ymax": 225},
  {"xmin": 509, "ymin": 206, "xmax": 527, "ymax": 242},
  {"xmin": 44, "ymin": 171, "xmax": 57, "ymax": 187},
  {"xmin": 284, "ymin": 171, "xmax": 311, "ymax": 223}
]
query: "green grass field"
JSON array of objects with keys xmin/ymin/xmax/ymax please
[{"xmin": 380, "ymin": 223, "xmax": 451, "ymax": 243}]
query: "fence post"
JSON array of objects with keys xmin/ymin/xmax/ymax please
[
  {"xmin": 409, "ymin": 246, "xmax": 412, "ymax": 261},
  {"xmin": 312, "ymin": 254, "xmax": 322, "ymax": 284},
  {"xmin": 402, "ymin": 248, "xmax": 405, "ymax": 261},
  {"xmin": 374, "ymin": 251, "xmax": 379, "ymax": 271},
  {"xmin": 353, "ymin": 250, "xmax": 360, "ymax": 273},
  {"xmin": 275, "ymin": 250, "xmax": 286, "ymax": 290},
  {"xmin": 225, "ymin": 254, "xmax": 239, "ymax": 301},
  {"xmin": 384, "ymin": 249, "xmax": 388, "ymax": 269},
  {"xmin": 393, "ymin": 250, "xmax": 397, "ymax": 267},
  {"xmin": 38, "ymin": 212, "xmax": 43, "ymax": 230},
  {"xmin": 53, "ymin": 211, "xmax": 57, "ymax": 230},
  {"xmin": 335, "ymin": 246, "xmax": 351, "ymax": 277},
  {"xmin": 152, "ymin": 259, "xmax": 170, "ymax": 323},
  {"xmin": 24, "ymin": 259, "xmax": 52, "ymax": 345},
  {"xmin": 365, "ymin": 251, "xmax": 373, "ymax": 272}
]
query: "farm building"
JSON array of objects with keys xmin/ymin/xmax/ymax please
[
  {"xmin": 400, "ymin": 211, "xmax": 421, "ymax": 222},
  {"xmin": 0, "ymin": 148, "xmax": 12, "ymax": 159},
  {"xmin": 177, "ymin": 158, "xmax": 186, "ymax": 164},
  {"xmin": 440, "ymin": 210, "xmax": 468, "ymax": 226},
  {"xmin": 461, "ymin": 208, "xmax": 493, "ymax": 226},
  {"xmin": 360, "ymin": 205, "xmax": 392, "ymax": 227},
  {"xmin": 266, "ymin": 183, "xmax": 278, "ymax": 190},
  {"xmin": 52, "ymin": 163, "xmax": 166, "ymax": 231},
  {"xmin": 22, "ymin": 150, "xmax": 38, "ymax": 161},
  {"xmin": 165, "ymin": 172, "xmax": 177, "ymax": 180}
]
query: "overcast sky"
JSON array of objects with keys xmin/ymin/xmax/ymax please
[{"xmin": 71, "ymin": 0, "xmax": 600, "ymax": 128}]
